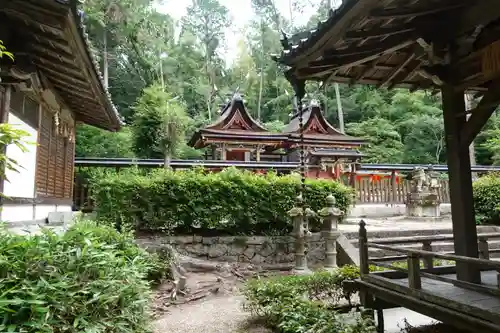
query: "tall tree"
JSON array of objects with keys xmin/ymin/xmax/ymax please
[
  {"xmin": 182, "ymin": 0, "xmax": 230, "ymax": 121},
  {"xmin": 131, "ymin": 85, "xmax": 190, "ymax": 167}
]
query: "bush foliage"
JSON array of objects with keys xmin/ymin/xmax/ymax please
[
  {"xmin": 91, "ymin": 168, "xmax": 354, "ymax": 235},
  {"xmin": 243, "ymin": 266, "xmax": 376, "ymax": 333},
  {"xmin": 473, "ymin": 173, "xmax": 500, "ymax": 224},
  {"xmin": 0, "ymin": 221, "xmax": 169, "ymax": 333}
]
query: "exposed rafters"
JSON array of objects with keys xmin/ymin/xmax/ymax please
[
  {"xmin": 370, "ymin": 3, "xmax": 466, "ymax": 19},
  {"xmin": 461, "ymin": 79, "xmax": 500, "ymax": 147},
  {"xmin": 379, "ymin": 52, "xmax": 415, "ymax": 88},
  {"xmin": 321, "ymin": 34, "xmax": 416, "ymax": 61},
  {"xmin": 345, "ymin": 23, "xmax": 416, "ymax": 39},
  {"xmin": 388, "ymin": 60, "xmax": 422, "ymax": 89}
]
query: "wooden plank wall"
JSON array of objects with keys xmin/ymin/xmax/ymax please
[{"xmin": 35, "ymin": 105, "xmax": 75, "ymax": 200}]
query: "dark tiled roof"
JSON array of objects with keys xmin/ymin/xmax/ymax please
[
  {"xmin": 283, "ymin": 100, "xmax": 365, "ymax": 144},
  {"xmin": 0, "ymin": 0, "xmax": 122, "ymax": 131},
  {"xmin": 206, "ymin": 93, "xmax": 267, "ymax": 131},
  {"xmin": 73, "ymin": 5, "xmax": 123, "ymax": 129},
  {"xmin": 273, "ymin": 0, "xmax": 498, "ymax": 92},
  {"xmin": 275, "ymin": 0, "xmax": 355, "ymax": 64},
  {"xmin": 188, "ymin": 93, "xmax": 281, "ymax": 147}
]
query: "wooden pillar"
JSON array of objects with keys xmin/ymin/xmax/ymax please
[
  {"xmin": 211, "ymin": 145, "xmax": 217, "ymax": 160},
  {"xmin": 221, "ymin": 143, "xmax": 227, "ymax": 160},
  {"xmin": 255, "ymin": 145, "xmax": 261, "ymax": 162},
  {"xmin": 390, "ymin": 170, "xmax": 397, "ymax": 206},
  {"xmin": 441, "ymin": 84, "xmax": 480, "ymax": 283},
  {"xmin": 0, "ymin": 86, "xmax": 10, "ymax": 219}
]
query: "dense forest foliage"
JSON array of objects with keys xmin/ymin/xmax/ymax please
[{"xmin": 77, "ymin": 0, "xmax": 500, "ymax": 165}]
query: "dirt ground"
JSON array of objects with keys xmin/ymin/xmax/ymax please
[
  {"xmin": 150, "ymin": 255, "xmax": 473, "ymax": 333},
  {"xmin": 151, "ymin": 256, "xmax": 275, "ymax": 333}
]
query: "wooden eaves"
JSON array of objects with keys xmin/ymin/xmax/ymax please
[
  {"xmin": 0, "ymin": 0, "xmax": 122, "ymax": 131},
  {"xmin": 274, "ymin": 0, "xmax": 500, "ymax": 285}
]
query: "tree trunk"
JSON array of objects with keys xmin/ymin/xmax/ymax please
[
  {"xmin": 164, "ymin": 151, "xmax": 171, "ymax": 169},
  {"xmin": 205, "ymin": 52, "xmax": 212, "ymax": 122},
  {"xmin": 257, "ymin": 20, "xmax": 265, "ymax": 121},
  {"xmin": 334, "ymin": 83, "xmax": 344, "ymax": 133}
]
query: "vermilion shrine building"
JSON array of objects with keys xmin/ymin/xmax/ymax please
[{"xmin": 188, "ymin": 93, "xmax": 365, "ymax": 180}]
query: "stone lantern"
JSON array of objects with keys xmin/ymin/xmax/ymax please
[
  {"xmin": 288, "ymin": 195, "xmax": 313, "ymax": 274},
  {"xmin": 318, "ymin": 194, "xmax": 342, "ymax": 270}
]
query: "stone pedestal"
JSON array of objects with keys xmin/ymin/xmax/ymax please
[
  {"xmin": 406, "ymin": 192, "xmax": 441, "ymax": 218},
  {"xmin": 288, "ymin": 195, "xmax": 313, "ymax": 275},
  {"xmin": 318, "ymin": 194, "xmax": 342, "ymax": 271}
]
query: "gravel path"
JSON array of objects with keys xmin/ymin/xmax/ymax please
[{"xmin": 153, "ymin": 294, "xmax": 270, "ymax": 333}]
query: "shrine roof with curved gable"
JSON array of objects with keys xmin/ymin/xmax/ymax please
[
  {"xmin": 283, "ymin": 103, "xmax": 365, "ymax": 145},
  {"xmin": 187, "ymin": 94, "xmax": 284, "ymax": 148},
  {"xmin": 205, "ymin": 93, "xmax": 269, "ymax": 132}
]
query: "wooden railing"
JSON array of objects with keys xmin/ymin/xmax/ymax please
[
  {"xmin": 368, "ymin": 232, "xmax": 500, "ymax": 263},
  {"xmin": 359, "ymin": 220, "xmax": 500, "ymax": 293}
]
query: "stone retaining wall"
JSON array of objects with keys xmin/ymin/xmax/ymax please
[{"xmin": 137, "ymin": 233, "xmax": 327, "ymax": 265}]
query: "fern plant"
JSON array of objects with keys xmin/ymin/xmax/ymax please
[{"xmin": 0, "ymin": 40, "xmax": 13, "ymax": 61}]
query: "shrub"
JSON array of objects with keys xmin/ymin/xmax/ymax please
[
  {"xmin": 0, "ymin": 221, "xmax": 168, "ymax": 333},
  {"xmin": 473, "ymin": 173, "xmax": 500, "ymax": 224},
  {"xmin": 242, "ymin": 266, "xmax": 376, "ymax": 333},
  {"xmin": 91, "ymin": 167, "xmax": 354, "ymax": 235}
]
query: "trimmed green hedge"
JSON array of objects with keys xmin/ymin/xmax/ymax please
[
  {"xmin": 473, "ymin": 173, "xmax": 500, "ymax": 224},
  {"xmin": 91, "ymin": 168, "xmax": 354, "ymax": 235}
]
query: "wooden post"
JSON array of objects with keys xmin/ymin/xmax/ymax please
[
  {"xmin": 0, "ymin": 86, "xmax": 10, "ymax": 219},
  {"xmin": 421, "ymin": 241, "xmax": 434, "ymax": 269},
  {"xmin": 221, "ymin": 143, "xmax": 227, "ymax": 160},
  {"xmin": 390, "ymin": 170, "xmax": 397, "ymax": 206},
  {"xmin": 441, "ymin": 84, "xmax": 481, "ymax": 284},
  {"xmin": 359, "ymin": 220, "xmax": 369, "ymax": 276},
  {"xmin": 407, "ymin": 253, "xmax": 422, "ymax": 289},
  {"xmin": 255, "ymin": 145, "xmax": 261, "ymax": 162},
  {"xmin": 478, "ymin": 238, "xmax": 490, "ymax": 260},
  {"xmin": 376, "ymin": 308, "xmax": 384, "ymax": 333},
  {"xmin": 211, "ymin": 145, "xmax": 217, "ymax": 160}
]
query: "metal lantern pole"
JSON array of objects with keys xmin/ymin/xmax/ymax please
[{"xmin": 298, "ymin": 96, "xmax": 306, "ymax": 203}]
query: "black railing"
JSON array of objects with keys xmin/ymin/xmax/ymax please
[{"xmin": 74, "ymin": 157, "xmax": 500, "ymax": 172}]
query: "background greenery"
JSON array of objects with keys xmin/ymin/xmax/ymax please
[
  {"xmin": 75, "ymin": 0, "xmax": 500, "ymax": 166},
  {"xmin": 473, "ymin": 174, "xmax": 500, "ymax": 225},
  {"xmin": 90, "ymin": 167, "xmax": 353, "ymax": 235}
]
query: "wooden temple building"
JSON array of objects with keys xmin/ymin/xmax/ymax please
[
  {"xmin": 275, "ymin": 0, "xmax": 500, "ymax": 331},
  {"xmin": 0, "ymin": 0, "xmax": 121, "ymax": 223},
  {"xmin": 188, "ymin": 93, "xmax": 364, "ymax": 180}
]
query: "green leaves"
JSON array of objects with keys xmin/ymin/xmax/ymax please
[
  {"xmin": 131, "ymin": 85, "xmax": 190, "ymax": 163},
  {"xmin": 242, "ymin": 266, "xmax": 377, "ymax": 333},
  {"xmin": 90, "ymin": 167, "xmax": 353, "ymax": 235},
  {"xmin": 0, "ymin": 123, "xmax": 29, "ymax": 187},
  {"xmin": 0, "ymin": 221, "xmax": 169, "ymax": 332},
  {"xmin": 0, "ymin": 40, "xmax": 14, "ymax": 61},
  {"xmin": 473, "ymin": 174, "xmax": 500, "ymax": 224}
]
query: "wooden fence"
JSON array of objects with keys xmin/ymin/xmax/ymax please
[{"xmin": 350, "ymin": 177, "xmax": 450, "ymax": 204}]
